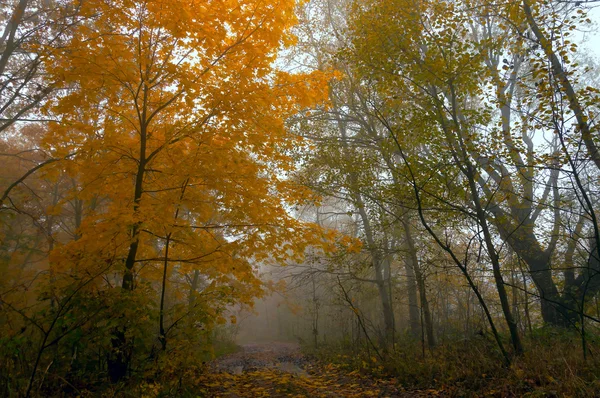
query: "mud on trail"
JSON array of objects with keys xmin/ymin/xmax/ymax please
[{"xmin": 197, "ymin": 342, "xmax": 419, "ymax": 397}]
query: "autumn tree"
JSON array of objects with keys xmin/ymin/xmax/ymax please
[
  {"xmin": 1, "ymin": 0, "xmax": 330, "ymax": 392},
  {"xmin": 345, "ymin": 0, "xmax": 600, "ymax": 340}
]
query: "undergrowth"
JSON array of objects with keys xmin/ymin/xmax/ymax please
[{"xmin": 306, "ymin": 328, "xmax": 600, "ymax": 396}]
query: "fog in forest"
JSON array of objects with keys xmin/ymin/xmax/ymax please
[{"xmin": 3, "ymin": 0, "xmax": 600, "ymax": 396}]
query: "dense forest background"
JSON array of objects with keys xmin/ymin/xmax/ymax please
[{"xmin": 1, "ymin": 0, "xmax": 600, "ymax": 396}]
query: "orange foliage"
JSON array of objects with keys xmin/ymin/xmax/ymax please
[{"xmin": 40, "ymin": 0, "xmax": 331, "ymax": 297}]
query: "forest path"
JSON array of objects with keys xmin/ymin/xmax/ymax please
[{"xmin": 198, "ymin": 342, "xmax": 424, "ymax": 397}]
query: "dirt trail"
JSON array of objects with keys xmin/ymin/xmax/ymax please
[
  {"xmin": 212, "ymin": 342, "xmax": 307, "ymax": 376},
  {"xmin": 198, "ymin": 342, "xmax": 419, "ymax": 397}
]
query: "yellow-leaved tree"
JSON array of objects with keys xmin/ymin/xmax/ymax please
[{"xmin": 36, "ymin": 0, "xmax": 329, "ymax": 384}]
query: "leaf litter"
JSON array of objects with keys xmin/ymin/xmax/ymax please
[{"xmin": 197, "ymin": 343, "xmax": 434, "ymax": 397}]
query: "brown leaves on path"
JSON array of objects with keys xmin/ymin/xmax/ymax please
[{"xmin": 197, "ymin": 343, "xmax": 431, "ymax": 397}]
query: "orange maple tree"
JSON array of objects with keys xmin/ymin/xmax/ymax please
[{"xmin": 30, "ymin": 0, "xmax": 329, "ymax": 383}]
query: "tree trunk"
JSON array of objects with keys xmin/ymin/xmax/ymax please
[
  {"xmin": 108, "ymin": 89, "xmax": 149, "ymax": 382},
  {"xmin": 403, "ymin": 247, "xmax": 421, "ymax": 339},
  {"xmin": 311, "ymin": 275, "xmax": 319, "ymax": 349},
  {"xmin": 375, "ymin": 275, "xmax": 395, "ymax": 346},
  {"xmin": 342, "ymin": 169, "xmax": 395, "ymax": 346},
  {"xmin": 459, "ymin": 125, "xmax": 523, "ymax": 354},
  {"xmin": 401, "ymin": 217, "xmax": 435, "ymax": 347},
  {"xmin": 334, "ymin": 104, "xmax": 395, "ymax": 346},
  {"xmin": 189, "ymin": 270, "xmax": 200, "ymax": 308}
]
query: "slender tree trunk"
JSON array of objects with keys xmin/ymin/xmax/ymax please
[
  {"xmin": 352, "ymin": 201, "xmax": 395, "ymax": 346},
  {"xmin": 511, "ymin": 268, "xmax": 521, "ymax": 334},
  {"xmin": 158, "ymin": 234, "xmax": 171, "ymax": 351},
  {"xmin": 401, "ymin": 216, "xmax": 435, "ymax": 347},
  {"xmin": 108, "ymin": 88, "xmax": 149, "ymax": 382},
  {"xmin": 189, "ymin": 270, "xmax": 200, "ymax": 307},
  {"xmin": 375, "ymin": 275, "xmax": 395, "ymax": 346},
  {"xmin": 465, "ymin": 290, "xmax": 472, "ymax": 335},
  {"xmin": 401, "ymin": 230, "xmax": 421, "ymax": 339},
  {"xmin": 520, "ymin": 268, "xmax": 533, "ymax": 336},
  {"xmin": 158, "ymin": 179, "xmax": 188, "ymax": 351},
  {"xmin": 311, "ymin": 275, "xmax": 319, "ymax": 349}
]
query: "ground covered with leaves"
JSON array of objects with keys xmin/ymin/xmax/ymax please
[
  {"xmin": 65, "ymin": 334, "xmax": 600, "ymax": 397},
  {"xmin": 307, "ymin": 332, "xmax": 600, "ymax": 397},
  {"xmin": 197, "ymin": 342, "xmax": 418, "ymax": 397}
]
